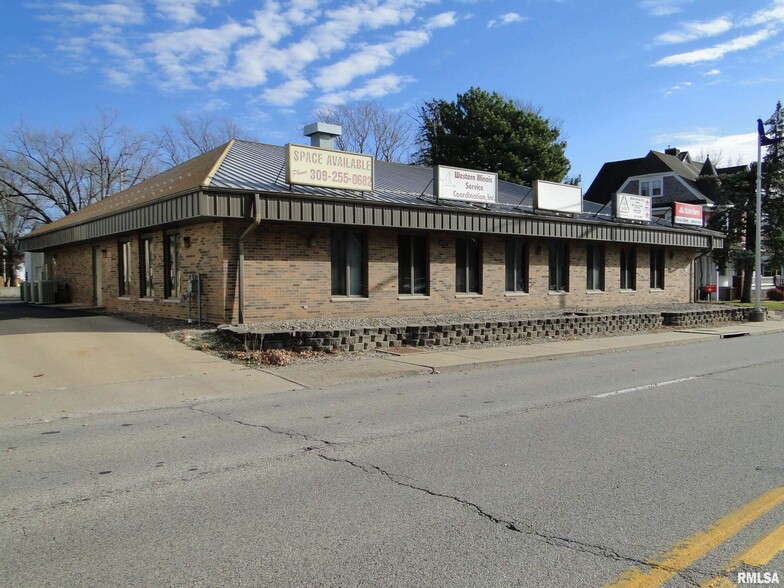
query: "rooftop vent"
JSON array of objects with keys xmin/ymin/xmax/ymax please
[{"xmin": 304, "ymin": 122, "xmax": 342, "ymax": 150}]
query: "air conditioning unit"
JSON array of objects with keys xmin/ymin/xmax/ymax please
[
  {"xmin": 20, "ymin": 282, "xmax": 30, "ymax": 302},
  {"xmin": 31, "ymin": 282, "xmax": 40, "ymax": 303},
  {"xmin": 36, "ymin": 280, "xmax": 57, "ymax": 304}
]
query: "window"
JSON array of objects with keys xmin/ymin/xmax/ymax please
[
  {"xmin": 549, "ymin": 242, "xmax": 569, "ymax": 292},
  {"xmin": 456, "ymin": 236, "xmax": 482, "ymax": 294},
  {"xmin": 331, "ymin": 230, "xmax": 366, "ymax": 297},
  {"xmin": 164, "ymin": 232, "xmax": 181, "ymax": 298},
  {"xmin": 620, "ymin": 245, "xmax": 637, "ymax": 290},
  {"xmin": 505, "ymin": 239, "xmax": 528, "ymax": 293},
  {"xmin": 650, "ymin": 248, "xmax": 665, "ymax": 289},
  {"xmin": 640, "ymin": 179, "xmax": 662, "ymax": 197},
  {"xmin": 139, "ymin": 236, "xmax": 154, "ymax": 298},
  {"xmin": 118, "ymin": 240, "xmax": 132, "ymax": 297},
  {"xmin": 398, "ymin": 235, "xmax": 428, "ymax": 295},
  {"xmin": 586, "ymin": 245, "xmax": 605, "ymax": 291}
]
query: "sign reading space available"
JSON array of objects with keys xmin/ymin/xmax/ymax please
[
  {"xmin": 673, "ymin": 202, "xmax": 703, "ymax": 226},
  {"xmin": 435, "ymin": 165, "xmax": 498, "ymax": 204},
  {"xmin": 286, "ymin": 144, "xmax": 374, "ymax": 191},
  {"xmin": 613, "ymin": 192, "xmax": 651, "ymax": 222}
]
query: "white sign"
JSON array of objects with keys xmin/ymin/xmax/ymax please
[
  {"xmin": 286, "ymin": 144, "xmax": 374, "ymax": 191},
  {"xmin": 435, "ymin": 165, "xmax": 498, "ymax": 204},
  {"xmin": 534, "ymin": 180, "xmax": 582, "ymax": 213},
  {"xmin": 614, "ymin": 192, "xmax": 652, "ymax": 222},
  {"xmin": 673, "ymin": 202, "xmax": 703, "ymax": 226}
]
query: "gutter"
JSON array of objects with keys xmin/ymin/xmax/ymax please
[{"xmin": 237, "ymin": 193, "xmax": 261, "ymax": 325}]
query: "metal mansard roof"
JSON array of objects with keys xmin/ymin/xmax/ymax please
[{"xmin": 20, "ymin": 140, "xmax": 724, "ymax": 252}]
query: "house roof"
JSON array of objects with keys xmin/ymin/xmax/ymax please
[
  {"xmin": 26, "ymin": 141, "xmax": 232, "ymax": 238},
  {"xmin": 21, "ymin": 139, "xmax": 723, "ymax": 252},
  {"xmin": 584, "ymin": 149, "xmax": 720, "ymax": 206}
]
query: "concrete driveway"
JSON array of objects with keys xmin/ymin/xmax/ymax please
[{"xmin": 1, "ymin": 302, "xmax": 299, "ymax": 423}]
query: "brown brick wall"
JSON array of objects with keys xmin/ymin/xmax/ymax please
[
  {"xmin": 42, "ymin": 219, "xmax": 696, "ymax": 324},
  {"xmin": 46, "ymin": 221, "xmax": 230, "ymax": 323}
]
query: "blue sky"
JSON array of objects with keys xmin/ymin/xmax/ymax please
[{"xmin": 1, "ymin": 0, "xmax": 782, "ymax": 186}]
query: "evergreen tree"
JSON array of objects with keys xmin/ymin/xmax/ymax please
[
  {"xmin": 762, "ymin": 101, "xmax": 784, "ymax": 274},
  {"xmin": 708, "ymin": 166, "xmax": 757, "ymax": 303},
  {"xmin": 415, "ymin": 87, "xmax": 570, "ymax": 186}
]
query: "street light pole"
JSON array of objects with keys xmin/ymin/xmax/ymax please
[{"xmin": 755, "ymin": 131, "xmax": 762, "ymax": 314}]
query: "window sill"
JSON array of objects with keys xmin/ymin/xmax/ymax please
[
  {"xmin": 118, "ymin": 296, "xmax": 131, "ymax": 301},
  {"xmin": 504, "ymin": 291, "xmax": 529, "ymax": 297},
  {"xmin": 140, "ymin": 297, "xmax": 155, "ymax": 302},
  {"xmin": 619, "ymin": 289, "xmax": 637, "ymax": 293},
  {"xmin": 330, "ymin": 296, "xmax": 369, "ymax": 302},
  {"xmin": 455, "ymin": 293, "xmax": 482, "ymax": 298},
  {"xmin": 164, "ymin": 297, "xmax": 181, "ymax": 303},
  {"xmin": 397, "ymin": 295, "xmax": 430, "ymax": 301},
  {"xmin": 649, "ymin": 288, "xmax": 665, "ymax": 293},
  {"xmin": 585, "ymin": 290, "xmax": 605, "ymax": 295},
  {"xmin": 548, "ymin": 290, "xmax": 569, "ymax": 295}
]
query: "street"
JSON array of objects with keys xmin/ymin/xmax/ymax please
[{"xmin": 2, "ymin": 332, "xmax": 784, "ymax": 587}]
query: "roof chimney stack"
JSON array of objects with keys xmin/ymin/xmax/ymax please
[
  {"xmin": 304, "ymin": 122, "xmax": 342, "ymax": 150},
  {"xmin": 664, "ymin": 147, "xmax": 680, "ymax": 156}
]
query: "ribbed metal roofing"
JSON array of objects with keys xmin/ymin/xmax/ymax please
[{"xmin": 22, "ymin": 139, "xmax": 720, "ymax": 247}]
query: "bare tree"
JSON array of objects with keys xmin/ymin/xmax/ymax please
[
  {"xmin": 0, "ymin": 174, "xmax": 34, "ymax": 285},
  {"xmin": 156, "ymin": 113, "xmax": 245, "ymax": 167},
  {"xmin": 312, "ymin": 101, "xmax": 414, "ymax": 162},
  {"xmin": 0, "ymin": 111, "xmax": 159, "ymax": 224}
]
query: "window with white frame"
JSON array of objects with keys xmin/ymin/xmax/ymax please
[{"xmin": 640, "ymin": 178, "xmax": 662, "ymax": 197}]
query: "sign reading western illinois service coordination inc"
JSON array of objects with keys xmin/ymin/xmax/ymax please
[
  {"xmin": 435, "ymin": 165, "xmax": 498, "ymax": 204},
  {"xmin": 673, "ymin": 202, "xmax": 703, "ymax": 226},
  {"xmin": 286, "ymin": 144, "xmax": 374, "ymax": 191},
  {"xmin": 613, "ymin": 192, "xmax": 652, "ymax": 222}
]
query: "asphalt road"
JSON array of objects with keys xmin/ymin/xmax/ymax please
[{"xmin": 2, "ymin": 333, "xmax": 784, "ymax": 587}]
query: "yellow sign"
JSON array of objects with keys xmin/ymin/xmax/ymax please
[{"xmin": 285, "ymin": 144, "xmax": 374, "ymax": 192}]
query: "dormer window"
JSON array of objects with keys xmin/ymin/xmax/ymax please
[{"xmin": 640, "ymin": 179, "xmax": 662, "ymax": 197}]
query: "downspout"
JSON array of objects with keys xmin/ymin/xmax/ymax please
[{"xmin": 238, "ymin": 193, "xmax": 261, "ymax": 325}]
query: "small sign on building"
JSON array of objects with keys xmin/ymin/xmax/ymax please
[
  {"xmin": 533, "ymin": 180, "xmax": 582, "ymax": 213},
  {"xmin": 673, "ymin": 202, "xmax": 703, "ymax": 227},
  {"xmin": 286, "ymin": 144, "xmax": 374, "ymax": 191},
  {"xmin": 613, "ymin": 192, "xmax": 652, "ymax": 222},
  {"xmin": 434, "ymin": 165, "xmax": 498, "ymax": 204}
]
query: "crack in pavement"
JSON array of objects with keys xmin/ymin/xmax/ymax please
[
  {"xmin": 190, "ymin": 406, "xmax": 336, "ymax": 449},
  {"xmin": 316, "ymin": 453, "xmax": 704, "ymax": 587}
]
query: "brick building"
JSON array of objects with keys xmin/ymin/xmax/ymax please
[{"xmin": 20, "ymin": 132, "xmax": 724, "ymax": 325}]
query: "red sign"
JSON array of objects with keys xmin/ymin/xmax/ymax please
[
  {"xmin": 674, "ymin": 202, "xmax": 703, "ymax": 226},
  {"xmin": 704, "ymin": 284, "xmax": 717, "ymax": 293}
]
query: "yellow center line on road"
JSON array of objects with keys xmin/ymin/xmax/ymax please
[
  {"xmin": 603, "ymin": 487, "xmax": 784, "ymax": 588},
  {"xmin": 699, "ymin": 522, "xmax": 784, "ymax": 587}
]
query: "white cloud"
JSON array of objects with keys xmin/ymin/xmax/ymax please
[
  {"xmin": 263, "ymin": 78, "xmax": 314, "ymax": 106},
  {"xmin": 640, "ymin": 0, "xmax": 693, "ymax": 17},
  {"xmin": 663, "ymin": 81, "xmax": 692, "ymax": 96},
  {"xmin": 146, "ymin": 21, "xmax": 256, "ymax": 89},
  {"xmin": 703, "ymin": 68, "xmax": 721, "ymax": 76},
  {"xmin": 654, "ymin": 29, "xmax": 775, "ymax": 66},
  {"xmin": 427, "ymin": 12, "xmax": 458, "ymax": 30},
  {"xmin": 40, "ymin": 1, "xmax": 146, "ymax": 26},
  {"xmin": 488, "ymin": 12, "xmax": 526, "ymax": 28},
  {"xmin": 153, "ymin": 0, "xmax": 221, "ymax": 25},
  {"xmin": 652, "ymin": 129, "xmax": 758, "ymax": 165},
  {"xmin": 744, "ymin": 0, "xmax": 784, "ymax": 27},
  {"xmin": 655, "ymin": 17, "xmax": 733, "ymax": 44},
  {"xmin": 315, "ymin": 29, "xmax": 430, "ymax": 91},
  {"xmin": 318, "ymin": 74, "xmax": 414, "ymax": 105}
]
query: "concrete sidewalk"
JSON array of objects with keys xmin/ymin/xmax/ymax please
[
  {"xmin": 270, "ymin": 319, "xmax": 784, "ymax": 385},
  {"xmin": 4, "ymin": 299, "xmax": 784, "ymax": 423}
]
